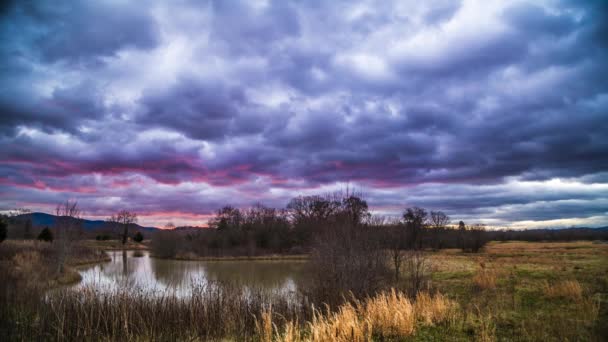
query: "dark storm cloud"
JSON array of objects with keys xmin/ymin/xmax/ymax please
[
  {"xmin": 137, "ymin": 77, "xmax": 270, "ymax": 141},
  {"xmin": 0, "ymin": 81, "xmax": 105, "ymax": 136},
  {"xmin": 0, "ymin": 0, "xmax": 607, "ymax": 227},
  {"xmin": 0, "ymin": 0, "xmax": 159, "ymax": 64}
]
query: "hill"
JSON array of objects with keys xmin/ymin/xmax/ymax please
[{"xmin": 13, "ymin": 212, "xmax": 159, "ymax": 232}]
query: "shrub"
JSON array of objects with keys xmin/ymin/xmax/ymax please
[
  {"xmin": 310, "ymin": 221, "xmax": 390, "ymax": 305},
  {"xmin": 405, "ymin": 250, "xmax": 431, "ymax": 297},
  {"xmin": 133, "ymin": 231, "xmax": 144, "ymax": 243},
  {"xmin": 151, "ymin": 230, "xmax": 181, "ymax": 258},
  {"xmin": 37, "ymin": 227, "xmax": 54, "ymax": 242}
]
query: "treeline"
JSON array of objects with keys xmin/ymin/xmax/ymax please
[{"xmin": 150, "ymin": 192, "xmax": 491, "ymax": 259}]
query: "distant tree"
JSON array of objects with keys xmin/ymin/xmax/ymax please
[
  {"xmin": 468, "ymin": 224, "xmax": 488, "ymax": 253},
  {"xmin": 209, "ymin": 206, "xmax": 242, "ymax": 231},
  {"xmin": 403, "ymin": 207, "xmax": 428, "ymax": 249},
  {"xmin": 110, "ymin": 210, "xmax": 138, "ymax": 245},
  {"xmin": 458, "ymin": 220, "xmax": 466, "ymax": 251},
  {"xmin": 164, "ymin": 222, "xmax": 176, "ymax": 230},
  {"xmin": 430, "ymin": 211, "xmax": 450, "ymax": 229},
  {"xmin": 341, "ymin": 195, "xmax": 370, "ymax": 226},
  {"xmin": 458, "ymin": 220, "xmax": 466, "ymax": 230},
  {"xmin": 286, "ymin": 195, "xmax": 340, "ymax": 224},
  {"xmin": 133, "ymin": 231, "xmax": 144, "ymax": 243},
  {"xmin": 38, "ymin": 227, "xmax": 53, "ymax": 242},
  {"xmin": 0, "ymin": 217, "xmax": 7, "ymax": 243},
  {"xmin": 427, "ymin": 211, "xmax": 450, "ymax": 249}
]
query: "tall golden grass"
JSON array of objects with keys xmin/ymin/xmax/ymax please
[
  {"xmin": 472, "ymin": 266, "xmax": 497, "ymax": 291},
  {"xmin": 542, "ymin": 279, "xmax": 583, "ymax": 301},
  {"xmin": 258, "ymin": 289, "xmax": 458, "ymax": 341}
]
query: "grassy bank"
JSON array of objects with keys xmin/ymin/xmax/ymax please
[
  {"xmin": 80, "ymin": 239, "xmax": 150, "ymax": 251},
  {"xmin": 0, "ymin": 240, "xmax": 110, "ymax": 286},
  {"xmin": 165, "ymin": 252, "xmax": 309, "ymax": 262}
]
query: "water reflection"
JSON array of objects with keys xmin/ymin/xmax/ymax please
[{"xmin": 75, "ymin": 251, "xmax": 308, "ymax": 296}]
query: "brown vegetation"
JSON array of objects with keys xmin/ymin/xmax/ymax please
[
  {"xmin": 542, "ymin": 279, "xmax": 583, "ymax": 301},
  {"xmin": 472, "ymin": 264, "xmax": 497, "ymax": 291}
]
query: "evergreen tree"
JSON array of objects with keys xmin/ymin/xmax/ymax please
[
  {"xmin": 0, "ymin": 218, "xmax": 7, "ymax": 243},
  {"xmin": 38, "ymin": 227, "xmax": 54, "ymax": 242},
  {"xmin": 133, "ymin": 231, "xmax": 144, "ymax": 243}
]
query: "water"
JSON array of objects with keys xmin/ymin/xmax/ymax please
[{"xmin": 75, "ymin": 250, "xmax": 309, "ymax": 296}]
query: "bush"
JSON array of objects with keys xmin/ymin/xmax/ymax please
[
  {"xmin": 133, "ymin": 231, "xmax": 144, "ymax": 243},
  {"xmin": 95, "ymin": 234, "xmax": 111, "ymax": 241},
  {"xmin": 310, "ymin": 221, "xmax": 390, "ymax": 305},
  {"xmin": 37, "ymin": 227, "xmax": 54, "ymax": 242},
  {"xmin": 151, "ymin": 230, "xmax": 181, "ymax": 258}
]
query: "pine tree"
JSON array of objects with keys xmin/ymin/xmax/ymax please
[{"xmin": 38, "ymin": 227, "xmax": 54, "ymax": 242}]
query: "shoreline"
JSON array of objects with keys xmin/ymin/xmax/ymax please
[{"xmin": 163, "ymin": 253, "xmax": 310, "ymax": 262}]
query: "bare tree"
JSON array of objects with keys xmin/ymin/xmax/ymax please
[
  {"xmin": 386, "ymin": 223, "xmax": 408, "ymax": 282},
  {"xmin": 429, "ymin": 211, "xmax": 450, "ymax": 229},
  {"xmin": 111, "ymin": 210, "xmax": 138, "ymax": 245},
  {"xmin": 403, "ymin": 207, "xmax": 428, "ymax": 250},
  {"xmin": 55, "ymin": 201, "xmax": 83, "ymax": 274},
  {"xmin": 405, "ymin": 250, "xmax": 431, "ymax": 297},
  {"xmin": 428, "ymin": 211, "xmax": 450, "ymax": 249},
  {"xmin": 286, "ymin": 194, "xmax": 341, "ymax": 225}
]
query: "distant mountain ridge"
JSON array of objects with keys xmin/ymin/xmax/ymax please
[{"xmin": 15, "ymin": 212, "xmax": 159, "ymax": 232}]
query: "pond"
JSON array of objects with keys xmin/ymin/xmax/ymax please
[{"xmin": 74, "ymin": 250, "xmax": 310, "ymax": 296}]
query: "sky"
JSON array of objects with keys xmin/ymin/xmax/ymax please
[{"xmin": 0, "ymin": 0, "xmax": 607, "ymax": 228}]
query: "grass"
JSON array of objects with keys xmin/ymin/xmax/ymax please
[
  {"xmin": 542, "ymin": 279, "xmax": 583, "ymax": 301},
  {"xmin": 423, "ymin": 241, "xmax": 608, "ymax": 341},
  {"xmin": 257, "ymin": 289, "xmax": 458, "ymax": 341},
  {"xmin": 0, "ymin": 240, "xmax": 109, "ymax": 286},
  {"xmin": 1, "ymin": 240, "xmax": 606, "ymax": 341}
]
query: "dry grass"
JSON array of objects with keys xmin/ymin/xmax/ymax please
[
  {"xmin": 542, "ymin": 279, "xmax": 583, "ymax": 301},
  {"xmin": 259, "ymin": 289, "xmax": 458, "ymax": 341},
  {"xmin": 472, "ymin": 265, "xmax": 497, "ymax": 291}
]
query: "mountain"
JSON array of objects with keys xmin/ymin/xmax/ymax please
[{"xmin": 14, "ymin": 212, "xmax": 159, "ymax": 232}]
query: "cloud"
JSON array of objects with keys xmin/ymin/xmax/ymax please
[{"xmin": 0, "ymin": 0, "xmax": 607, "ymax": 227}]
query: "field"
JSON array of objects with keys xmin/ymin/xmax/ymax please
[
  {"xmin": 419, "ymin": 241, "xmax": 608, "ymax": 341},
  {"xmin": 0, "ymin": 240, "xmax": 606, "ymax": 341}
]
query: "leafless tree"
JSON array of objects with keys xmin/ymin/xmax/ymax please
[
  {"xmin": 310, "ymin": 218, "xmax": 389, "ymax": 305},
  {"xmin": 403, "ymin": 207, "xmax": 428, "ymax": 250},
  {"xmin": 405, "ymin": 250, "xmax": 431, "ymax": 297},
  {"xmin": 110, "ymin": 210, "xmax": 138, "ymax": 244},
  {"xmin": 429, "ymin": 211, "xmax": 450, "ymax": 229},
  {"xmin": 286, "ymin": 194, "xmax": 340, "ymax": 224},
  {"xmin": 55, "ymin": 201, "xmax": 83, "ymax": 274},
  {"xmin": 386, "ymin": 223, "xmax": 408, "ymax": 282}
]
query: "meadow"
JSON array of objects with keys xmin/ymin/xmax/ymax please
[{"xmin": 0, "ymin": 239, "xmax": 605, "ymax": 341}]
